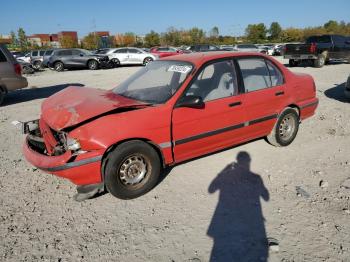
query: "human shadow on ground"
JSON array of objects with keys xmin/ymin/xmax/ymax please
[
  {"xmin": 207, "ymin": 151, "xmax": 270, "ymax": 262},
  {"xmin": 2, "ymin": 83, "xmax": 84, "ymax": 106},
  {"xmin": 324, "ymin": 82, "xmax": 349, "ymax": 103}
]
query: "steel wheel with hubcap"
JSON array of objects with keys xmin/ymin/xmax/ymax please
[
  {"xmin": 267, "ymin": 108, "xmax": 299, "ymax": 147},
  {"xmin": 104, "ymin": 140, "xmax": 161, "ymax": 199}
]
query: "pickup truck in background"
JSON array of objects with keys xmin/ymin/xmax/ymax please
[{"xmin": 284, "ymin": 35, "xmax": 350, "ymax": 68}]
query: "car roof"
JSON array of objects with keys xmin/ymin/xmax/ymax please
[{"xmin": 163, "ymin": 51, "xmax": 268, "ymax": 67}]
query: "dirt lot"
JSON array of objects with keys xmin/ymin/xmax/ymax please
[{"xmin": 1, "ymin": 58, "xmax": 349, "ymax": 262}]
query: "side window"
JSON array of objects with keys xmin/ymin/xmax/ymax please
[
  {"xmin": 332, "ymin": 35, "xmax": 345, "ymax": 46},
  {"xmin": 266, "ymin": 60, "xmax": 284, "ymax": 86},
  {"xmin": 114, "ymin": 49, "xmax": 127, "ymax": 53},
  {"xmin": 59, "ymin": 50, "xmax": 73, "ymax": 56},
  {"xmin": 0, "ymin": 50, "xmax": 7, "ymax": 62},
  {"xmin": 184, "ymin": 60, "xmax": 238, "ymax": 102},
  {"xmin": 32, "ymin": 51, "xmax": 38, "ymax": 56},
  {"xmin": 39, "ymin": 50, "xmax": 45, "ymax": 56},
  {"xmin": 128, "ymin": 48, "xmax": 139, "ymax": 54},
  {"xmin": 238, "ymin": 58, "xmax": 271, "ymax": 92},
  {"xmin": 71, "ymin": 50, "xmax": 81, "ymax": 55}
]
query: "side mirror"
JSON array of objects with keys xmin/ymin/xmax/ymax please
[
  {"xmin": 79, "ymin": 53, "xmax": 84, "ymax": 57},
  {"xmin": 176, "ymin": 95, "xmax": 204, "ymax": 109}
]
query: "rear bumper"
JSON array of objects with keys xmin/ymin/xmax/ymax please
[
  {"xmin": 2, "ymin": 76, "xmax": 28, "ymax": 92},
  {"xmin": 23, "ymin": 137, "xmax": 103, "ymax": 185},
  {"xmin": 284, "ymin": 54, "xmax": 317, "ymax": 60},
  {"xmin": 299, "ymin": 98, "xmax": 319, "ymax": 120}
]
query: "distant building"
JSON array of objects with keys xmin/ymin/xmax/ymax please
[
  {"xmin": 90, "ymin": 31, "xmax": 112, "ymax": 48},
  {"xmin": 58, "ymin": 31, "xmax": 78, "ymax": 45}
]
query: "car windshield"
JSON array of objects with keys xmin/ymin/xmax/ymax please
[{"xmin": 113, "ymin": 61, "xmax": 193, "ymax": 104}]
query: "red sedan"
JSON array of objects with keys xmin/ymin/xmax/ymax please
[
  {"xmin": 22, "ymin": 52, "xmax": 318, "ymax": 200},
  {"xmin": 150, "ymin": 46, "xmax": 183, "ymax": 58}
]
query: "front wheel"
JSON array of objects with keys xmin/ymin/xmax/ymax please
[
  {"xmin": 266, "ymin": 108, "xmax": 299, "ymax": 147},
  {"xmin": 104, "ymin": 141, "xmax": 161, "ymax": 199},
  {"xmin": 32, "ymin": 60, "xmax": 42, "ymax": 70},
  {"xmin": 88, "ymin": 60, "xmax": 98, "ymax": 70},
  {"xmin": 143, "ymin": 57, "xmax": 153, "ymax": 66}
]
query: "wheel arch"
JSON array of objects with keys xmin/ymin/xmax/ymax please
[
  {"xmin": 0, "ymin": 84, "xmax": 8, "ymax": 94},
  {"xmin": 100, "ymin": 138, "xmax": 166, "ymax": 183}
]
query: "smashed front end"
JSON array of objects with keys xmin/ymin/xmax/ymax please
[{"xmin": 22, "ymin": 118, "xmax": 104, "ymax": 185}]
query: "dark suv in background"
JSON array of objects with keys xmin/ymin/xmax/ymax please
[{"xmin": 48, "ymin": 49, "xmax": 109, "ymax": 71}]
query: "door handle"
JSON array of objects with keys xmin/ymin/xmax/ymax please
[
  {"xmin": 275, "ymin": 91, "xmax": 284, "ymax": 96},
  {"xmin": 228, "ymin": 101, "xmax": 242, "ymax": 107}
]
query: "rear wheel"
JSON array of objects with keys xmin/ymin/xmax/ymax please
[
  {"xmin": 314, "ymin": 53, "xmax": 326, "ymax": 68},
  {"xmin": 266, "ymin": 108, "xmax": 299, "ymax": 147},
  {"xmin": 0, "ymin": 87, "xmax": 5, "ymax": 106},
  {"xmin": 88, "ymin": 60, "xmax": 98, "ymax": 70},
  {"xmin": 143, "ymin": 57, "xmax": 153, "ymax": 66},
  {"xmin": 54, "ymin": 61, "xmax": 64, "ymax": 72},
  {"xmin": 104, "ymin": 140, "xmax": 161, "ymax": 199},
  {"xmin": 32, "ymin": 60, "xmax": 42, "ymax": 70}
]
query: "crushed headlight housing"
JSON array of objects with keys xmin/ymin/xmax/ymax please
[{"xmin": 66, "ymin": 137, "xmax": 81, "ymax": 151}]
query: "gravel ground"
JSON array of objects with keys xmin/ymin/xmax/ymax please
[{"xmin": 0, "ymin": 58, "xmax": 349, "ymax": 262}]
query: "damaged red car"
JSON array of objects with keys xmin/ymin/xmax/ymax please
[{"xmin": 22, "ymin": 52, "xmax": 318, "ymax": 200}]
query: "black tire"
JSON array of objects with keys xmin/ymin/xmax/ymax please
[
  {"xmin": 266, "ymin": 108, "xmax": 299, "ymax": 147},
  {"xmin": 104, "ymin": 140, "xmax": 161, "ymax": 199},
  {"xmin": 314, "ymin": 53, "xmax": 326, "ymax": 68},
  {"xmin": 143, "ymin": 57, "xmax": 153, "ymax": 66},
  {"xmin": 288, "ymin": 59, "xmax": 298, "ymax": 67},
  {"xmin": 88, "ymin": 60, "xmax": 98, "ymax": 70},
  {"xmin": 111, "ymin": 58, "xmax": 120, "ymax": 67},
  {"xmin": 32, "ymin": 60, "xmax": 42, "ymax": 70},
  {"xmin": 54, "ymin": 61, "xmax": 64, "ymax": 72},
  {"xmin": 0, "ymin": 88, "xmax": 5, "ymax": 106}
]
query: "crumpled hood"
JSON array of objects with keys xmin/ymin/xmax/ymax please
[{"xmin": 41, "ymin": 86, "xmax": 145, "ymax": 130}]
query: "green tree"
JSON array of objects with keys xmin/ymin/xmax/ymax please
[
  {"xmin": 82, "ymin": 33, "xmax": 99, "ymax": 50},
  {"xmin": 269, "ymin": 22, "xmax": 282, "ymax": 40},
  {"xmin": 17, "ymin": 28, "xmax": 28, "ymax": 51},
  {"xmin": 123, "ymin": 32, "xmax": 136, "ymax": 46},
  {"xmin": 324, "ymin": 20, "xmax": 339, "ymax": 33},
  {"xmin": 209, "ymin": 26, "xmax": 219, "ymax": 38},
  {"xmin": 10, "ymin": 31, "xmax": 17, "ymax": 48},
  {"xmin": 188, "ymin": 27, "xmax": 205, "ymax": 44},
  {"xmin": 162, "ymin": 27, "xmax": 181, "ymax": 46},
  {"xmin": 280, "ymin": 27, "xmax": 304, "ymax": 42},
  {"xmin": 144, "ymin": 30, "xmax": 160, "ymax": 47},
  {"xmin": 245, "ymin": 23, "xmax": 267, "ymax": 43}
]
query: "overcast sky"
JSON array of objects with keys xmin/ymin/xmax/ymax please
[{"xmin": 1, "ymin": 0, "xmax": 349, "ymax": 37}]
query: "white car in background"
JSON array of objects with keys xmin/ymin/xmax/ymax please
[
  {"xmin": 104, "ymin": 47, "xmax": 157, "ymax": 67},
  {"xmin": 16, "ymin": 53, "xmax": 31, "ymax": 63},
  {"xmin": 233, "ymin": 44, "xmax": 263, "ymax": 53}
]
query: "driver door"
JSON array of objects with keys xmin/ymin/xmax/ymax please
[{"xmin": 172, "ymin": 59, "xmax": 248, "ymax": 162}]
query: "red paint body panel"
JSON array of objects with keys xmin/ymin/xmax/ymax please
[
  {"xmin": 23, "ymin": 51, "xmax": 318, "ymax": 186},
  {"xmin": 23, "ymin": 138, "xmax": 104, "ymax": 185},
  {"xmin": 150, "ymin": 47, "xmax": 182, "ymax": 58}
]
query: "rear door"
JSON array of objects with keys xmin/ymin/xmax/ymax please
[
  {"xmin": 127, "ymin": 48, "xmax": 143, "ymax": 64},
  {"xmin": 236, "ymin": 57, "xmax": 285, "ymax": 138},
  {"xmin": 172, "ymin": 59, "xmax": 248, "ymax": 162}
]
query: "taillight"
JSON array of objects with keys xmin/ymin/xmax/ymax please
[
  {"xmin": 310, "ymin": 43, "xmax": 316, "ymax": 53},
  {"xmin": 14, "ymin": 63, "xmax": 22, "ymax": 76}
]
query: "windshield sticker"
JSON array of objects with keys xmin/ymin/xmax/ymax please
[{"xmin": 167, "ymin": 65, "xmax": 192, "ymax": 74}]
